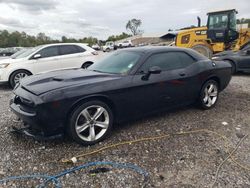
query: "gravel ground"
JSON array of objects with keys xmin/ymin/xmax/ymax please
[{"xmin": 0, "ymin": 75, "xmax": 250, "ymax": 188}]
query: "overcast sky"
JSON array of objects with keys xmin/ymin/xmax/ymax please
[{"xmin": 0, "ymin": 0, "xmax": 249, "ymax": 40}]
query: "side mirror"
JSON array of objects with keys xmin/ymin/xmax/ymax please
[
  {"xmin": 246, "ymin": 50, "xmax": 250, "ymax": 55},
  {"xmin": 33, "ymin": 54, "xmax": 41, "ymax": 59},
  {"xmin": 142, "ymin": 66, "xmax": 162, "ymax": 80},
  {"xmin": 148, "ymin": 66, "xmax": 162, "ymax": 74},
  {"xmin": 82, "ymin": 62, "xmax": 93, "ymax": 69}
]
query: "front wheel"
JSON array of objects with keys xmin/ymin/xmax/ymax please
[
  {"xmin": 68, "ymin": 100, "xmax": 113, "ymax": 145},
  {"xmin": 9, "ymin": 70, "xmax": 31, "ymax": 88},
  {"xmin": 199, "ymin": 80, "xmax": 219, "ymax": 110}
]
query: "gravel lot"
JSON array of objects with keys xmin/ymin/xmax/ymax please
[{"xmin": 0, "ymin": 74, "xmax": 249, "ymax": 188}]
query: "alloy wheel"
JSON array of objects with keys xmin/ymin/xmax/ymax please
[
  {"xmin": 14, "ymin": 72, "xmax": 28, "ymax": 85},
  {"xmin": 203, "ymin": 83, "xmax": 218, "ymax": 107},
  {"xmin": 75, "ymin": 105, "xmax": 110, "ymax": 142}
]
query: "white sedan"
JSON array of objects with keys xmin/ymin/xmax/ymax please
[{"xmin": 0, "ymin": 43, "xmax": 98, "ymax": 88}]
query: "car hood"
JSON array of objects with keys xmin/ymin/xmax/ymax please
[
  {"xmin": 0, "ymin": 57, "xmax": 26, "ymax": 64},
  {"xmin": 0, "ymin": 56, "xmax": 10, "ymax": 60},
  {"xmin": 19, "ymin": 69, "xmax": 121, "ymax": 96}
]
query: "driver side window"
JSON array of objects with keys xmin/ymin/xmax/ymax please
[
  {"xmin": 139, "ymin": 52, "xmax": 195, "ymax": 73},
  {"xmin": 36, "ymin": 46, "xmax": 59, "ymax": 58}
]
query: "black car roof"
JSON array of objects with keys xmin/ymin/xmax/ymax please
[
  {"xmin": 121, "ymin": 46, "xmax": 191, "ymax": 53},
  {"xmin": 120, "ymin": 46, "xmax": 208, "ymax": 60}
]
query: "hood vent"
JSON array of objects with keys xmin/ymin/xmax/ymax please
[{"xmin": 52, "ymin": 77, "xmax": 64, "ymax": 82}]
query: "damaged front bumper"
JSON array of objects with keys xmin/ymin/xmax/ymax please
[
  {"xmin": 11, "ymin": 125, "xmax": 63, "ymax": 141},
  {"xmin": 10, "ymin": 96, "xmax": 64, "ymax": 141}
]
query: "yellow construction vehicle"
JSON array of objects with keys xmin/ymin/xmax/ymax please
[{"xmin": 175, "ymin": 9, "xmax": 250, "ymax": 58}]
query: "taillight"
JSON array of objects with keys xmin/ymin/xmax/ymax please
[{"xmin": 92, "ymin": 51, "xmax": 98, "ymax": 55}]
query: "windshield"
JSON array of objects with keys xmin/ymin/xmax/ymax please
[
  {"xmin": 13, "ymin": 46, "xmax": 42, "ymax": 59},
  {"xmin": 11, "ymin": 48, "xmax": 28, "ymax": 59},
  {"xmin": 208, "ymin": 13, "xmax": 228, "ymax": 29},
  {"xmin": 106, "ymin": 42, "xmax": 113, "ymax": 46},
  {"xmin": 88, "ymin": 51, "xmax": 141, "ymax": 74}
]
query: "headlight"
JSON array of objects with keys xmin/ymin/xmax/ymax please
[{"xmin": 0, "ymin": 63, "xmax": 10, "ymax": 69}]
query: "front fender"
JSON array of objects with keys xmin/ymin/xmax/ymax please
[{"xmin": 6, "ymin": 64, "xmax": 34, "ymax": 81}]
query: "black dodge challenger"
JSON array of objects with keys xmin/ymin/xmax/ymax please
[{"xmin": 10, "ymin": 47, "xmax": 232, "ymax": 145}]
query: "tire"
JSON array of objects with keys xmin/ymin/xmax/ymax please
[
  {"xmin": 106, "ymin": 48, "xmax": 110, "ymax": 52},
  {"xmin": 192, "ymin": 44, "xmax": 213, "ymax": 59},
  {"xmin": 68, "ymin": 100, "xmax": 114, "ymax": 145},
  {"xmin": 199, "ymin": 80, "xmax": 219, "ymax": 110},
  {"xmin": 9, "ymin": 70, "xmax": 31, "ymax": 88},
  {"xmin": 225, "ymin": 60, "xmax": 236, "ymax": 74}
]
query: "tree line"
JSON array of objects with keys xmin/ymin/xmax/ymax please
[
  {"xmin": 0, "ymin": 30, "xmax": 101, "ymax": 48},
  {"xmin": 0, "ymin": 30, "xmax": 134, "ymax": 48},
  {"xmin": 237, "ymin": 18, "xmax": 250, "ymax": 27}
]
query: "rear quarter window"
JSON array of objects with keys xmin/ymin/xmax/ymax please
[
  {"xmin": 59, "ymin": 45, "xmax": 85, "ymax": 55},
  {"xmin": 178, "ymin": 52, "xmax": 196, "ymax": 67}
]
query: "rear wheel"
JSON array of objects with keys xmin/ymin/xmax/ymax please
[
  {"xmin": 68, "ymin": 100, "xmax": 113, "ymax": 145},
  {"xmin": 9, "ymin": 70, "xmax": 31, "ymax": 88},
  {"xmin": 192, "ymin": 44, "xmax": 213, "ymax": 58},
  {"xmin": 199, "ymin": 80, "xmax": 219, "ymax": 110}
]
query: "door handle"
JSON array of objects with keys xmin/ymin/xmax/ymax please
[{"xmin": 179, "ymin": 72, "xmax": 186, "ymax": 77}]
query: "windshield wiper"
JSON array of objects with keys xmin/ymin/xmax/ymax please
[
  {"xmin": 91, "ymin": 69, "xmax": 105, "ymax": 73},
  {"xmin": 91, "ymin": 69, "xmax": 122, "ymax": 75}
]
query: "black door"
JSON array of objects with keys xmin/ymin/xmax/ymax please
[{"xmin": 129, "ymin": 51, "xmax": 199, "ymax": 115}]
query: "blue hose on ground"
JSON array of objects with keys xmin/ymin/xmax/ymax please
[{"xmin": 0, "ymin": 161, "xmax": 149, "ymax": 188}]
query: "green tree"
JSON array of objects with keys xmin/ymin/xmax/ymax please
[
  {"xmin": 36, "ymin": 33, "xmax": 51, "ymax": 45},
  {"xmin": 107, "ymin": 32, "xmax": 132, "ymax": 41},
  {"xmin": 0, "ymin": 30, "xmax": 10, "ymax": 47},
  {"xmin": 237, "ymin": 18, "xmax": 250, "ymax": 27},
  {"xmin": 61, "ymin": 36, "xmax": 68, "ymax": 43},
  {"xmin": 126, "ymin": 19, "xmax": 143, "ymax": 36}
]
